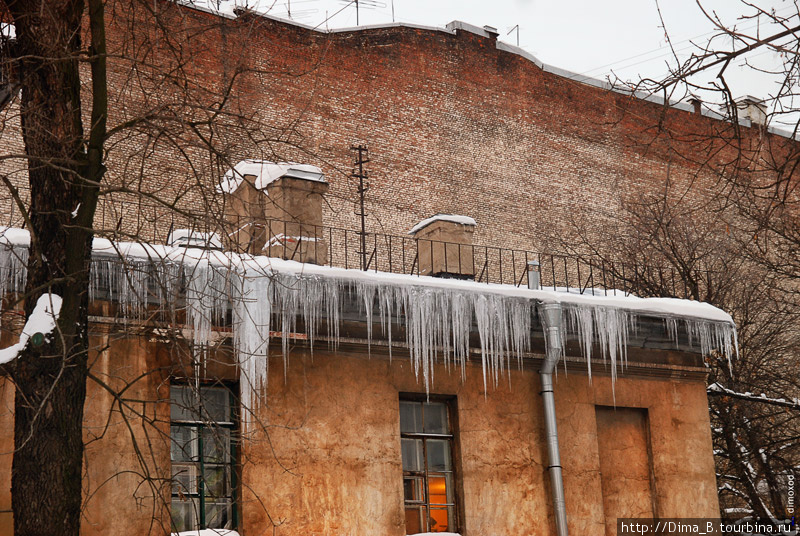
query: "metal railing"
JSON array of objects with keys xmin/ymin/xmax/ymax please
[{"xmin": 2, "ymin": 193, "xmax": 717, "ymax": 300}]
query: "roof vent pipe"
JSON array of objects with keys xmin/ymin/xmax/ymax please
[
  {"xmin": 527, "ymin": 260, "xmax": 540, "ymax": 290},
  {"xmin": 539, "ymin": 302, "xmax": 569, "ymax": 536}
]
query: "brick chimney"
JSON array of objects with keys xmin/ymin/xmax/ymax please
[
  {"xmin": 220, "ymin": 161, "xmax": 329, "ymax": 264},
  {"xmin": 409, "ymin": 214, "xmax": 476, "ymax": 279},
  {"xmin": 263, "ymin": 170, "xmax": 329, "ymax": 265}
]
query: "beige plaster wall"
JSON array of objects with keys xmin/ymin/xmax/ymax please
[
  {"xmin": 241, "ymin": 348, "xmax": 719, "ymax": 536},
  {"xmin": 0, "ymin": 338, "xmax": 719, "ymax": 536}
]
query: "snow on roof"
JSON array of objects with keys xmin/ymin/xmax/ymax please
[
  {"xmin": 167, "ymin": 229, "xmax": 222, "ymax": 249},
  {"xmin": 245, "ymin": 255, "xmax": 733, "ymax": 325},
  {"xmin": 409, "ymin": 214, "xmax": 477, "ymax": 235},
  {"xmin": 86, "ymin": 235, "xmax": 733, "ymax": 325},
  {"xmin": 0, "ymin": 227, "xmax": 734, "ymax": 327},
  {"xmin": 0, "ymin": 229, "xmax": 737, "ymax": 414},
  {"xmin": 0, "ymin": 226, "xmax": 31, "ymax": 247},
  {"xmin": 217, "ymin": 160, "xmax": 325, "ymax": 194}
]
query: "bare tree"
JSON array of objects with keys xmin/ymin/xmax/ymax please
[
  {"xmin": 0, "ymin": 0, "xmax": 320, "ymax": 533},
  {"xmin": 551, "ymin": 169, "xmax": 800, "ymax": 521}
]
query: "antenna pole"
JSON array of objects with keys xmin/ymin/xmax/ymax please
[
  {"xmin": 508, "ymin": 24, "xmax": 519, "ymax": 46},
  {"xmin": 351, "ymin": 144, "xmax": 370, "ymax": 270}
]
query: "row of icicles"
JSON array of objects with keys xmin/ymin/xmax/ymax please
[{"xmin": 1, "ymin": 243, "xmax": 737, "ymax": 428}]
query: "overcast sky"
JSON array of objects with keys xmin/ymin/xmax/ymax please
[{"xmin": 241, "ymin": 0, "xmax": 795, "ymax": 120}]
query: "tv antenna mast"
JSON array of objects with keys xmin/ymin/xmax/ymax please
[
  {"xmin": 338, "ymin": 0, "xmax": 386, "ymax": 26},
  {"xmin": 507, "ymin": 25, "xmax": 519, "ymax": 46},
  {"xmin": 351, "ymin": 144, "xmax": 371, "ymax": 270}
]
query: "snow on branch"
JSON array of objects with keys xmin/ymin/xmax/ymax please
[
  {"xmin": 708, "ymin": 383, "xmax": 800, "ymax": 410},
  {"xmin": 0, "ymin": 293, "xmax": 62, "ymax": 365}
]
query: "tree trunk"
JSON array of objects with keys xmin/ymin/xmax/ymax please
[{"xmin": 5, "ymin": 0, "xmax": 102, "ymax": 533}]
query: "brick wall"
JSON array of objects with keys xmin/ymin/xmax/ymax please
[{"xmin": 3, "ymin": 1, "xmax": 790, "ymax": 257}]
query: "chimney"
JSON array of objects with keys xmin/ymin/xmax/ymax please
[
  {"xmin": 263, "ymin": 167, "xmax": 329, "ymax": 265},
  {"xmin": 688, "ymin": 97, "xmax": 702, "ymax": 115},
  {"xmin": 483, "ymin": 25, "xmax": 499, "ymax": 40},
  {"xmin": 734, "ymin": 95, "xmax": 767, "ymax": 126},
  {"xmin": 219, "ymin": 162, "xmax": 267, "ymax": 254},
  {"xmin": 409, "ymin": 214, "xmax": 476, "ymax": 280},
  {"xmin": 220, "ymin": 160, "xmax": 329, "ymax": 264}
]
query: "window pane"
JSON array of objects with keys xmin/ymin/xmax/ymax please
[
  {"xmin": 200, "ymin": 387, "xmax": 231, "ymax": 422},
  {"xmin": 429, "ymin": 507, "xmax": 452, "ymax": 532},
  {"xmin": 205, "ymin": 500, "xmax": 233, "ymax": 529},
  {"xmin": 171, "ymin": 497, "xmax": 199, "ymax": 532},
  {"xmin": 171, "ymin": 426, "xmax": 197, "ymax": 462},
  {"xmin": 400, "ymin": 401, "xmax": 422, "ymax": 433},
  {"xmin": 405, "ymin": 506, "xmax": 426, "ymax": 534},
  {"xmin": 171, "ymin": 386, "xmax": 197, "ymax": 421},
  {"xmin": 401, "ymin": 438, "xmax": 423, "ymax": 472},
  {"xmin": 172, "ymin": 463, "xmax": 197, "ymax": 495},
  {"xmin": 427, "ymin": 474, "xmax": 452, "ymax": 505},
  {"xmin": 426, "ymin": 439, "xmax": 451, "ymax": 471},
  {"xmin": 403, "ymin": 476, "xmax": 424, "ymax": 503},
  {"xmin": 203, "ymin": 466, "xmax": 229, "ymax": 498},
  {"xmin": 202, "ymin": 428, "xmax": 231, "ymax": 463},
  {"xmin": 423, "ymin": 402, "xmax": 448, "ymax": 434}
]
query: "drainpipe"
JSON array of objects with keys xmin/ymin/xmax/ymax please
[{"xmin": 539, "ymin": 302, "xmax": 569, "ymax": 536}]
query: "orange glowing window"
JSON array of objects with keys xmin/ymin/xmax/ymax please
[{"xmin": 400, "ymin": 398, "xmax": 457, "ymax": 534}]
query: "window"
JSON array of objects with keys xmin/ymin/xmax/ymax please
[
  {"xmin": 400, "ymin": 397, "xmax": 458, "ymax": 534},
  {"xmin": 170, "ymin": 384, "xmax": 237, "ymax": 532}
]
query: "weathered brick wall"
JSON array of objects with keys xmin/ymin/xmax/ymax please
[
  {"xmin": 120, "ymin": 5, "xmax": 774, "ymax": 254},
  {"xmin": 3, "ymin": 1, "xmax": 788, "ymax": 257}
]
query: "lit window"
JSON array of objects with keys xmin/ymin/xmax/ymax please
[
  {"xmin": 400, "ymin": 398, "xmax": 458, "ymax": 534},
  {"xmin": 170, "ymin": 385, "xmax": 237, "ymax": 532}
]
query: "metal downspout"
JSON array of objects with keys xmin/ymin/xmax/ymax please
[{"xmin": 539, "ymin": 302, "xmax": 569, "ymax": 536}]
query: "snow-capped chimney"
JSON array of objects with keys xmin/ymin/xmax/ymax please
[
  {"xmin": 409, "ymin": 214, "xmax": 477, "ymax": 280},
  {"xmin": 220, "ymin": 160, "xmax": 329, "ymax": 264},
  {"xmin": 734, "ymin": 95, "xmax": 767, "ymax": 126}
]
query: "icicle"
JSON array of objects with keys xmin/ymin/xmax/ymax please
[
  {"xmin": 0, "ymin": 244, "xmax": 28, "ymax": 298},
  {"xmin": 1, "ymin": 229, "xmax": 741, "ymax": 433},
  {"xmin": 233, "ymin": 272, "xmax": 271, "ymax": 431}
]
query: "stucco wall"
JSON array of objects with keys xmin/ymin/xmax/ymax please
[
  {"xmin": 241, "ymin": 346, "xmax": 719, "ymax": 536},
  {"xmin": 0, "ymin": 333, "xmax": 718, "ymax": 536}
]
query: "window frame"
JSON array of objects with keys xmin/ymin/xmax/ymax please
[
  {"xmin": 399, "ymin": 394, "xmax": 462, "ymax": 534},
  {"xmin": 170, "ymin": 382, "xmax": 239, "ymax": 532}
]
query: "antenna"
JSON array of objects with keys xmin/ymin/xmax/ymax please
[
  {"xmin": 351, "ymin": 144, "xmax": 370, "ymax": 271},
  {"xmin": 507, "ymin": 24, "xmax": 519, "ymax": 46},
  {"xmin": 338, "ymin": 0, "xmax": 387, "ymax": 25}
]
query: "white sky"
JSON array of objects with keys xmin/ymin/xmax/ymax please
[{"xmin": 242, "ymin": 0, "xmax": 796, "ymax": 124}]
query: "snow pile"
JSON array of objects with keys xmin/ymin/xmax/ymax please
[
  {"xmin": 217, "ymin": 160, "xmax": 324, "ymax": 194},
  {"xmin": 409, "ymin": 214, "xmax": 477, "ymax": 235},
  {"xmin": 0, "ymin": 293, "xmax": 62, "ymax": 364}
]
